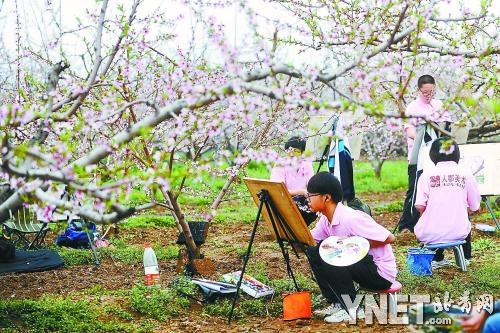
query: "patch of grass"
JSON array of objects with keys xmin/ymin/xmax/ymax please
[
  {"xmin": 374, "ymin": 200, "xmax": 404, "ymax": 213},
  {"xmin": 204, "ymin": 298, "xmax": 242, "ymax": 319},
  {"xmin": 354, "ymin": 160, "xmax": 407, "ymax": 193},
  {"xmin": 56, "ymin": 248, "xmax": 97, "ymax": 266},
  {"xmin": 245, "ymin": 161, "xmax": 271, "ymax": 179},
  {"xmin": 104, "ymin": 304, "xmax": 134, "ymax": 321},
  {"xmin": 57, "ymin": 244, "xmax": 178, "ymax": 266},
  {"xmin": 472, "ymin": 238, "xmax": 497, "ymax": 251},
  {"xmin": 129, "ymin": 285, "xmax": 190, "ymax": 321},
  {"xmin": 474, "ymin": 264, "xmax": 500, "ymax": 292},
  {"xmin": 241, "ymin": 298, "xmax": 282, "ymax": 317},
  {"xmin": 394, "ymin": 238, "xmax": 500, "ymax": 300},
  {"xmin": 475, "ymin": 211, "xmax": 500, "ymax": 221},
  {"xmin": 178, "ymin": 195, "xmax": 212, "ymax": 205},
  {"xmin": 120, "ymin": 215, "xmax": 176, "ymax": 229},
  {"xmin": 213, "ymin": 205, "xmax": 257, "ymax": 224},
  {"xmin": 222, "ymin": 244, "xmax": 249, "ymax": 259},
  {"xmin": 268, "ymin": 273, "xmax": 318, "ymax": 294},
  {"xmin": 0, "ymin": 296, "xmax": 131, "ymax": 333},
  {"xmin": 246, "ymin": 261, "xmax": 268, "ymax": 283}
]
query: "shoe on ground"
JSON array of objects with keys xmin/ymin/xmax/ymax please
[
  {"xmin": 314, "ymin": 303, "xmax": 343, "ymax": 317},
  {"xmin": 324, "ymin": 308, "xmax": 365, "ymax": 323},
  {"xmin": 431, "ymin": 259, "xmax": 451, "ymax": 270}
]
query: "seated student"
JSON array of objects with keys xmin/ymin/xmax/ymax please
[
  {"xmin": 270, "ymin": 136, "xmax": 317, "ymax": 225},
  {"xmin": 414, "ymin": 137, "xmax": 480, "ymax": 269},
  {"xmin": 461, "ymin": 301, "xmax": 500, "ymax": 333},
  {"xmin": 305, "ymin": 172, "xmax": 397, "ymax": 323}
]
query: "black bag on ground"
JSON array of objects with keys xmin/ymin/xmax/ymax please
[
  {"xmin": 0, "ymin": 237, "xmax": 15, "ymax": 262},
  {"xmin": 347, "ymin": 197, "xmax": 372, "ymax": 216},
  {"xmin": 0, "ymin": 249, "xmax": 64, "ymax": 273}
]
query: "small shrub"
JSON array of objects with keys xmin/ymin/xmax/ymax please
[
  {"xmin": 268, "ymin": 273, "xmax": 318, "ymax": 294},
  {"xmin": 374, "ymin": 200, "xmax": 404, "ymax": 213},
  {"xmin": 472, "ymin": 238, "xmax": 497, "ymax": 251},
  {"xmin": 104, "ymin": 304, "xmax": 134, "ymax": 321},
  {"xmin": 129, "ymin": 285, "xmax": 190, "ymax": 321},
  {"xmin": 57, "ymin": 248, "xmax": 96, "ymax": 266},
  {"xmin": 121, "ymin": 215, "xmax": 176, "ymax": 229},
  {"xmin": 0, "ymin": 297, "xmax": 129, "ymax": 333},
  {"xmin": 213, "ymin": 206, "xmax": 257, "ymax": 225},
  {"xmin": 239, "ymin": 299, "xmax": 268, "ymax": 317},
  {"xmin": 58, "ymin": 244, "xmax": 178, "ymax": 266},
  {"xmin": 203, "ymin": 299, "xmax": 242, "ymax": 319}
]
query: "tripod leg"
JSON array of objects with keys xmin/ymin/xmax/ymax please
[
  {"xmin": 86, "ymin": 231, "xmax": 100, "ymax": 266},
  {"xmin": 228, "ymin": 197, "xmax": 264, "ymax": 324},
  {"xmin": 482, "ymin": 196, "xmax": 500, "ymax": 229}
]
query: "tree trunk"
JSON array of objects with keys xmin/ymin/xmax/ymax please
[
  {"xmin": 161, "ymin": 188, "xmax": 200, "ymax": 259},
  {"xmin": 370, "ymin": 159, "xmax": 385, "ymax": 179}
]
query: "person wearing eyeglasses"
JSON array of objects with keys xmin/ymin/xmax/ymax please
[
  {"xmin": 270, "ymin": 136, "xmax": 317, "ymax": 225},
  {"xmin": 397, "ymin": 75, "xmax": 451, "ymax": 235},
  {"xmin": 305, "ymin": 172, "xmax": 397, "ymax": 323}
]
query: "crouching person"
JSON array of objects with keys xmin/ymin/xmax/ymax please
[{"xmin": 305, "ymin": 172, "xmax": 397, "ymax": 323}]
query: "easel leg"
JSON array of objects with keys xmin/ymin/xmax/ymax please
[
  {"xmin": 482, "ymin": 196, "xmax": 500, "ymax": 229},
  {"xmin": 227, "ymin": 196, "xmax": 264, "ymax": 324},
  {"xmin": 264, "ymin": 200, "xmax": 299, "ymax": 291}
]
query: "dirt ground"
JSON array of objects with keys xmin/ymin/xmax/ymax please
[{"xmin": 1, "ymin": 190, "xmax": 497, "ymax": 332}]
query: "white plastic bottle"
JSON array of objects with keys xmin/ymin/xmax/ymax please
[{"xmin": 143, "ymin": 243, "xmax": 160, "ymax": 287}]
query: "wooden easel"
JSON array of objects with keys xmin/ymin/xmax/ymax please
[{"xmin": 227, "ymin": 178, "xmax": 348, "ymax": 323}]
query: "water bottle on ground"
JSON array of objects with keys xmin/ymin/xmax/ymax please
[{"xmin": 143, "ymin": 243, "xmax": 160, "ymax": 287}]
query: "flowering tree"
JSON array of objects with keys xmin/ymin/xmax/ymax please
[
  {"xmin": 362, "ymin": 121, "xmax": 406, "ymax": 178},
  {"xmin": 0, "ymin": 0, "xmax": 498, "ymax": 259}
]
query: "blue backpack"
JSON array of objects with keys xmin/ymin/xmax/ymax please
[{"xmin": 56, "ymin": 220, "xmax": 96, "ymax": 249}]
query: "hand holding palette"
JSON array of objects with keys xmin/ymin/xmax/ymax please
[{"xmin": 319, "ymin": 235, "xmax": 369, "ymax": 266}]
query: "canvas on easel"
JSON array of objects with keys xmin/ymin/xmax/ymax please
[
  {"xmin": 459, "ymin": 142, "xmax": 500, "ymax": 230},
  {"xmin": 243, "ymin": 178, "xmax": 316, "ymax": 247}
]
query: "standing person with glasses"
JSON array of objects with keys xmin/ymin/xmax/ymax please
[
  {"xmin": 305, "ymin": 172, "xmax": 397, "ymax": 323},
  {"xmin": 270, "ymin": 136, "xmax": 317, "ymax": 225},
  {"xmin": 397, "ymin": 74, "xmax": 451, "ymax": 235}
]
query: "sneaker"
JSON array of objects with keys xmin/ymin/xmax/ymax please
[
  {"xmin": 431, "ymin": 259, "xmax": 451, "ymax": 270},
  {"xmin": 324, "ymin": 308, "xmax": 365, "ymax": 323},
  {"xmin": 314, "ymin": 303, "xmax": 343, "ymax": 317}
]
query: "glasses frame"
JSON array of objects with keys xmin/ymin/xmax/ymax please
[
  {"xmin": 305, "ymin": 193, "xmax": 323, "ymax": 202},
  {"xmin": 418, "ymin": 88, "xmax": 435, "ymax": 96}
]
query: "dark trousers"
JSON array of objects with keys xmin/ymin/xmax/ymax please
[
  {"xmin": 398, "ymin": 164, "xmax": 423, "ymax": 232},
  {"xmin": 306, "ymin": 244, "xmax": 392, "ymax": 303},
  {"xmin": 433, "ymin": 232, "xmax": 472, "ymax": 261}
]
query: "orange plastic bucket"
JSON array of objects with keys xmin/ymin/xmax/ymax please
[{"xmin": 283, "ymin": 291, "xmax": 312, "ymax": 320}]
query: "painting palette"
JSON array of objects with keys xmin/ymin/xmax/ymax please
[{"xmin": 319, "ymin": 236, "xmax": 369, "ymax": 267}]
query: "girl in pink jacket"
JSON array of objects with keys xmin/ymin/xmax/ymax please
[{"xmin": 414, "ymin": 137, "xmax": 481, "ymax": 269}]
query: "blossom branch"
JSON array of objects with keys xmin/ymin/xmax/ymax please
[{"xmin": 34, "ymin": 188, "xmax": 156, "ymax": 224}]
